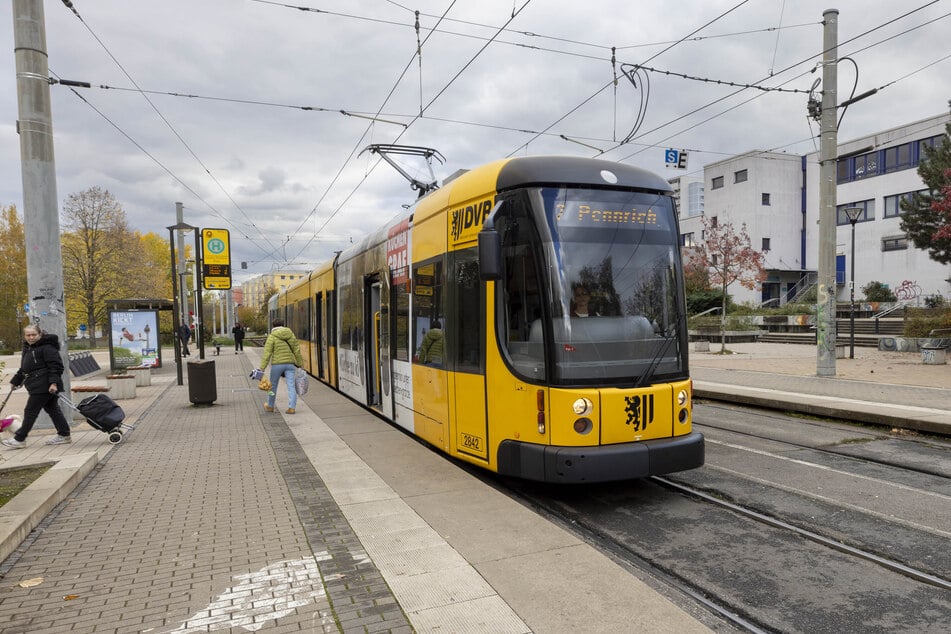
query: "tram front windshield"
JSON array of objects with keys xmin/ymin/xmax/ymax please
[{"xmin": 498, "ymin": 186, "xmax": 686, "ymax": 386}]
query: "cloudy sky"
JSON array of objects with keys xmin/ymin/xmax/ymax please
[{"xmin": 1, "ymin": 0, "xmax": 949, "ymax": 286}]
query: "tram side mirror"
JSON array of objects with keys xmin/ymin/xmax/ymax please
[{"xmin": 478, "ymin": 209, "xmax": 502, "ymax": 281}]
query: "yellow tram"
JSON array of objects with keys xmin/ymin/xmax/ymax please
[{"xmin": 270, "ymin": 155, "xmax": 703, "ymax": 482}]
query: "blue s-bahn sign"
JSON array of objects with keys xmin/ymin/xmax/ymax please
[{"xmin": 665, "ymin": 148, "xmax": 688, "ymax": 169}]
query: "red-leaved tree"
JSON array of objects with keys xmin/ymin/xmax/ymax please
[
  {"xmin": 694, "ymin": 217, "xmax": 767, "ymax": 352},
  {"xmin": 932, "ymin": 169, "xmax": 951, "ymax": 242}
]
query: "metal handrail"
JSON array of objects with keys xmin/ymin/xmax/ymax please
[
  {"xmin": 786, "ymin": 272, "xmax": 818, "ymax": 303},
  {"xmin": 872, "ymin": 301, "xmax": 908, "ymax": 319},
  {"xmin": 692, "ymin": 306, "xmax": 723, "ymax": 317}
]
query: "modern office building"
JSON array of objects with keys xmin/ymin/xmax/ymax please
[{"xmin": 680, "ymin": 111, "xmax": 950, "ymax": 307}]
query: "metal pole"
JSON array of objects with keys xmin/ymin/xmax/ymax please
[
  {"xmin": 849, "ymin": 221, "xmax": 856, "ymax": 359},
  {"xmin": 168, "ymin": 227, "xmax": 184, "ymax": 386},
  {"xmin": 816, "ymin": 9, "xmax": 839, "ymax": 377},
  {"xmin": 176, "ymin": 203, "xmax": 188, "ymax": 322},
  {"xmin": 194, "ymin": 229, "xmax": 206, "ymax": 359}
]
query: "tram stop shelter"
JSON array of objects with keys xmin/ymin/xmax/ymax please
[{"xmin": 104, "ymin": 299, "xmax": 174, "ymax": 373}]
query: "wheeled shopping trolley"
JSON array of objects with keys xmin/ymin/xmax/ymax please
[{"xmin": 59, "ymin": 392, "xmax": 134, "ymax": 444}]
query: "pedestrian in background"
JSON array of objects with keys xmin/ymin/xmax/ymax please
[
  {"xmin": 258, "ymin": 319, "xmax": 303, "ymax": 414},
  {"xmin": 232, "ymin": 322, "xmax": 246, "ymax": 353},
  {"xmin": 178, "ymin": 322, "xmax": 191, "ymax": 356},
  {"xmin": 1, "ymin": 324, "xmax": 72, "ymax": 449}
]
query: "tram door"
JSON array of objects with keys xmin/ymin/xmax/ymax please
[
  {"xmin": 315, "ymin": 292, "xmax": 325, "ymax": 380},
  {"xmin": 450, "ymin": 250, "xmax": 489, "ymax": 462},
  {"xmin": 365, "ymin": 275, "xmax": 392, "ymax": 415}
]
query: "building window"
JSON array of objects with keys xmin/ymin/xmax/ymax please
[
  {"xmin": 918, "ymin": 134, "xmax": 943, "ymax": 157},
  {"xmin": 762, "ymin": 193, "xmax": 771, "ymax": 206},
  {"xmin": 734, "ymin": 169, "xmax": 748, "ymax": 184},
  {"xmin": 884, "ymin": 190, "xmax": 927, "ymax": 218},
  {"xmin": 837, "ymin": 133, "xmax": 946, "ymax": 183},
  {"xmin": 762, "ymin": 238, "xmax": 771, "ymax": 252},
  {"xmin": 836, "ymin": 159, "xmax": 850, "ymax": 183},
  {"xmin": 681, "ymin": 232, "xmax": 695, "ymax": 247},
  {"xmin": 882, "ymin": 236, "xmax": 908, "ymax": 252},
  {"xmin": 711, "ymin": 176, "xmax": 724, "ymax": 190},
  {"xmin": 836, "ymin": 200, "xmax": 875, "ymax": 225},
  {"xmin": 883, "ymin": 143, "xmax": 912, "ymax": 173},
  {"xmin": 712, "ymin": 254, "xmax": 718, "ymax": 266},
  {"xmin": 853, "ymin": 151, "xmax": 879, "ymax": 180}
]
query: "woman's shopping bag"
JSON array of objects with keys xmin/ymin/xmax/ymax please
[{"xmin": 295, "ymin": 367, "xmax": 309, "ymax": 396}]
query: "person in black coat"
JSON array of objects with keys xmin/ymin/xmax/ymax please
[
  {"xmin": 1, "ymin": 324, "xmax": 72, "ymax": 449},
  {"xmin": 232, "ymin": 323, "xmax": 245, "ymax": 353},
  {"xmin": 178, "ymin": 322, "xmax": 192, "ymax": 356}
]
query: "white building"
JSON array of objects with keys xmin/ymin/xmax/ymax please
[
  {"xmin": 670, "ymin": 175, "xmax": 705, "ymax": 219},
  {"xmin": 680, "ymin": 111, "xmax": 950, "ymax": 307}
]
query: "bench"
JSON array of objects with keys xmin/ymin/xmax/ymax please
[
  {"xmin": 106, "ymin": 375, "xmax": 136, "ymax": 399},
  {"xmin": 127, "ymin": 366, "xmax": 152, "ymax": 387}
]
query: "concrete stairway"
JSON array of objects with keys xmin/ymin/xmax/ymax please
[{"xmin": 757, "ymin": 317, "xmax": 904, "ymax": 347}]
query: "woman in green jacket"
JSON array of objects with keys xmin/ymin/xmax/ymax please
[{"xmin": 258, "ymin": 319, "xmax": 304, "ymax": 414}]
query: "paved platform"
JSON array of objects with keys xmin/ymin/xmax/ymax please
[
  {"xmin": 691, "ymin": 342, "xmax": 951, "ymax": 435},
  {"xmin": 0, "ymin": 348, "xmax": 710, "ymax": 633}
]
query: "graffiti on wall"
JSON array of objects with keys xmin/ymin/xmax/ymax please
[{"xmin": 894, "ymin": 279, "xmax": 922, "ymax": 302}]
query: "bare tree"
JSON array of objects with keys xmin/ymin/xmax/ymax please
[
  {"xmin": 694, "ymin": 217, "xmax": 766, "ymax": 352},
  {"xmin": 61, "ymin": 187, "xmax": 134, "ymax": 347}
]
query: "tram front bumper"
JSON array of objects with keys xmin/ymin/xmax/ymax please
[{"xmin": 496, "ymin": 432, "xmax": 704, "ymax": 483}]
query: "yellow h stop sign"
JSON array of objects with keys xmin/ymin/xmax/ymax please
[{"xmin": 202, "ymin": 228, "xmax": 232, "ymax": 289}]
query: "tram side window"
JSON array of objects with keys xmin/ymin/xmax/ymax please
[
  {"xmin": 454, "ymin": 249, "xmax": 481, "ymax": 373},
  {"xmin": 297, "ymin": 300, "xmax": 309, "ymax": 341},
  {"xmin": 413, "ymin": 259, "xmax": 445, "ymax": 367},
  {"xmin": 339, "ymin": 281, "xmax": 361, "ymax": 350},
  {"xmin": 497, "ymin": 202, "xmax": 546, "ymax": 379},
  {"xmin": 394, "ymin": 278, "xmax": 410, "ymax": 362}
]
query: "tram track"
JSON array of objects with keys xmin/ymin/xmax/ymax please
[
  {"xmin": 499, "ymin": 404, "xmax": 951, "ymax": 633},
  {"xmin": 505, "ymin": 475, "xmax": 951, "ymax": 633},
  {"xmin": 651, "ymin": 476, "xmax": 951, "ymax": 592},
  {"xmin": 696, "ymin": 401, "xmax": 951, "ymax": 480}
]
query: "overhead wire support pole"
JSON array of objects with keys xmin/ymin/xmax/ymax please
[
  {"xmin": 817, "ymin": 9, "xmax": 839, "ymax": 377},
  {"xmin": 14, "ymin": 0, "xmax": 70, "ymax": 395}
]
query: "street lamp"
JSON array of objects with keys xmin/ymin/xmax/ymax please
[
  {"xmin": 844, "ymin": 207, "xmax": 863, "ymax": 359},
  {"xmin": 168, "ymin": 221, "xmax": 195, "ymax": 385}
]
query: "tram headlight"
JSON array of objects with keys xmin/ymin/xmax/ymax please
[
  {"xmin": 572, "ymin": 397, "xmax": 593, "ymax": 416},
  {"xmin": 677, "ymin": 389, "xmax": 689, "ymax": 407},
  {"xmin": 573, "ymin": 417, "xmax": 593, "ymax": 435}
]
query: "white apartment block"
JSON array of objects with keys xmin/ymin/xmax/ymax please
[{"xmin": 678, "ymin": 111, "xmax": 950, "ymax": 307}]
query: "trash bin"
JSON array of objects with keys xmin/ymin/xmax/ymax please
[{"xmin": 187, "ymin": 359, "xmax": 217, "ymax": 405}]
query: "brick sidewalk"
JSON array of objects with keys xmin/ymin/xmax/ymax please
[{"xmin": 0, "ymin": 351, "xmax": 412, "ymax": 633}]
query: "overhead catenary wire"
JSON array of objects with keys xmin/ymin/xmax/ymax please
[
  {"xmin": 288, "ymin": 1, "xmax": 536, "ymax": 264},
  {"xmin": 45, "ymin": 1, "xmax": 951, "ymax": 273},
  {"xmin": 506, "ymin": 0, "xmax": 755, "ymax": 157},
  {"xmin": 607, "ymin": 0, "xmax": 950, "ymax": 162},
  {"xmin": 56, "ymin": 0, "xmax": 283, "ymax": 258}
]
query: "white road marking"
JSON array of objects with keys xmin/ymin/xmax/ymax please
[{"xmin": 166, "ymin": 556, "xmax": 333, "ymax": 632}]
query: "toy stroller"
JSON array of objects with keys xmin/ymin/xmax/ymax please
[
  {"xmin": 0, "ymin": 385, "xmax": 18, "ymax": 434},
  {"xmin": 59, "ymin": 392, "xmax": 134, "ymax": 444}
]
